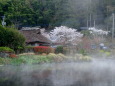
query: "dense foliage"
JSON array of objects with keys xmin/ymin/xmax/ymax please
[
  {"xmin": 0, "ymin": 47, "xmax": 14, "ymax": 52},
  {"xmin": 33, "ymin": 46, "xmax": 53, "ymax": 54},
  {"xmin": 0, "ymin": 25, "xmax": 25, "ymax": 50},
  {"xmin": 0, "ymin": 53, "xmax": 92, "ymax": 65},
  {"xmin": 0, "ymin": 0, "xmax": 115, "ymax": 29},
  {"xmin": 0, "ymin": 53, "xmax": 67, "ymax": 65},
  {"xmin": 55, "ymin": 46, "xmax": 64, "ymax": 54}
]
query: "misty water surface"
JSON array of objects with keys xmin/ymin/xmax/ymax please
[{"xmin": 0, "ymin": 59, "xmax": 115, "ymax": 86}]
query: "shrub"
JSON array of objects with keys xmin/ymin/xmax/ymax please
[
  {"xmin": 33, "ymin": 46, "xmax": 53, "ymax": 54},
  {"xmin": 0, "ymin": 47, "xmax": 14, "ymax": 52},
  {"xmin": 48, "ymin": 53, "xmax": 66, "ymax": 62},
  {"xmin": 105, "ymin": 52, "xmax": 111, "ymax": 56},
  {"xmin": 42, "ymin": 53, "xmax": 47, "ymax": 56},
  {"xmin": 63, "ymin": 47, "xmax": 69, "ymax": 54},
  {"xmin": 48, "ymin": 53, "xmax": 57, "ymax": 58},
  {"xmin": 24, "ymin": 46, "xmax": 34, "ymax": 53},
  {"xmin": 79, "ymin": 49, "xmax": 87, "ymax": 56},
  {"xmin": 0, "ymin": 25, "xmax": 25, "ymax": 51},
  {"xmin": 50, "ymin": 48, "xmax": 55, "ymax": 53},
  {"xmin": 75, "ymin": 54, "xmax": 92, "ymax": 61},
  {"xmin": 57, "ymin": 53, "xmax": 66, "ymax": 59},
  {"xmin": 79, "ymin": 55, "xmax": 91, "ymax": 61},
  {"xmin": 0, "ymin": 58, "xmax": 11, "ymax": 65},
  {"xmin": 25, "ymin": 46, "xmax": 34, "ymax": 49},
  {"xmin": 55, "ymin": 46, "xmax": 63, "ymax": 54},
  {"xmin": 9, "ymin": 54, "xmax": 17, "ymax": 58}
]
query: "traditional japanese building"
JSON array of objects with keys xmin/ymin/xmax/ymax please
[{"xmin": 20, "ymin": 27, "xmax": 52, "ymax": 46}]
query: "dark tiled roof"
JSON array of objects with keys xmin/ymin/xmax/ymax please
[{"xmin": 20, "ymin": 29, "xmax": 52, "ymax": 44}]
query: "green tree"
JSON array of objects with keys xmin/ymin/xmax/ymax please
[
  {"xmin": 0, "ymin": 0, "xmax": 115, "ymax": 29},
  {"xmin": 0, "ymin": 25, "xmax": 25, "ymax": 51}
]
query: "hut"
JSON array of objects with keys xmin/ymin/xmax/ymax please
[{"xmin": 20, "ymin": 27, "xmax": 52, "ymax": 46}]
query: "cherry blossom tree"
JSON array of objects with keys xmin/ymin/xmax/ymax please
[
  {"xmin": 88, "ymin": 27, "xmax": 109, "ymax": 43},
  {"xmin": 88, "ymin": 27, "xmax": 109, "ymax": 35},
  {"xmin": 49, "ymin": 26, "xmax": 83, "ymax": 45},
  {"xmin": 41, "ymin": 28, "xmax": 51, "ymax": 39}
]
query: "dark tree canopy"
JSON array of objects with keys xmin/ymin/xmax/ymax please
[{"xmin": 0, "ymin": 0, "xmax": 115, "ymax": 30}]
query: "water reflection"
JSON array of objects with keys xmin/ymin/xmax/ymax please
[{"xmin": 0, "ymin": 59, "xmax": 115, "ymax": 86}]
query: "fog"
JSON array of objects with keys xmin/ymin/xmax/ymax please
[
  {"xmin": 0, "ymin": 0, "xmax": 114, "ymax": 86},
  {"xmin": 58, "ymin": 0, "xmax": 107, "ymax": 28},
  {"xmin": 0, "ymin": 58, "xmax": 115, "ymax": 86}
]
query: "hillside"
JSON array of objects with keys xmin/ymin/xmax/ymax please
[{"xmin": 0, "ymin": 0, "xmax": 115, "ymax": 30}]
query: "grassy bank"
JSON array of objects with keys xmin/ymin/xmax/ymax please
[
  {"xmin": 0, "ymin": 53, "xmax": 92, "ymax": 65},
  {"xmin": 0, "ymin": 53, "xmax": 66, "ymax": 65}
]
